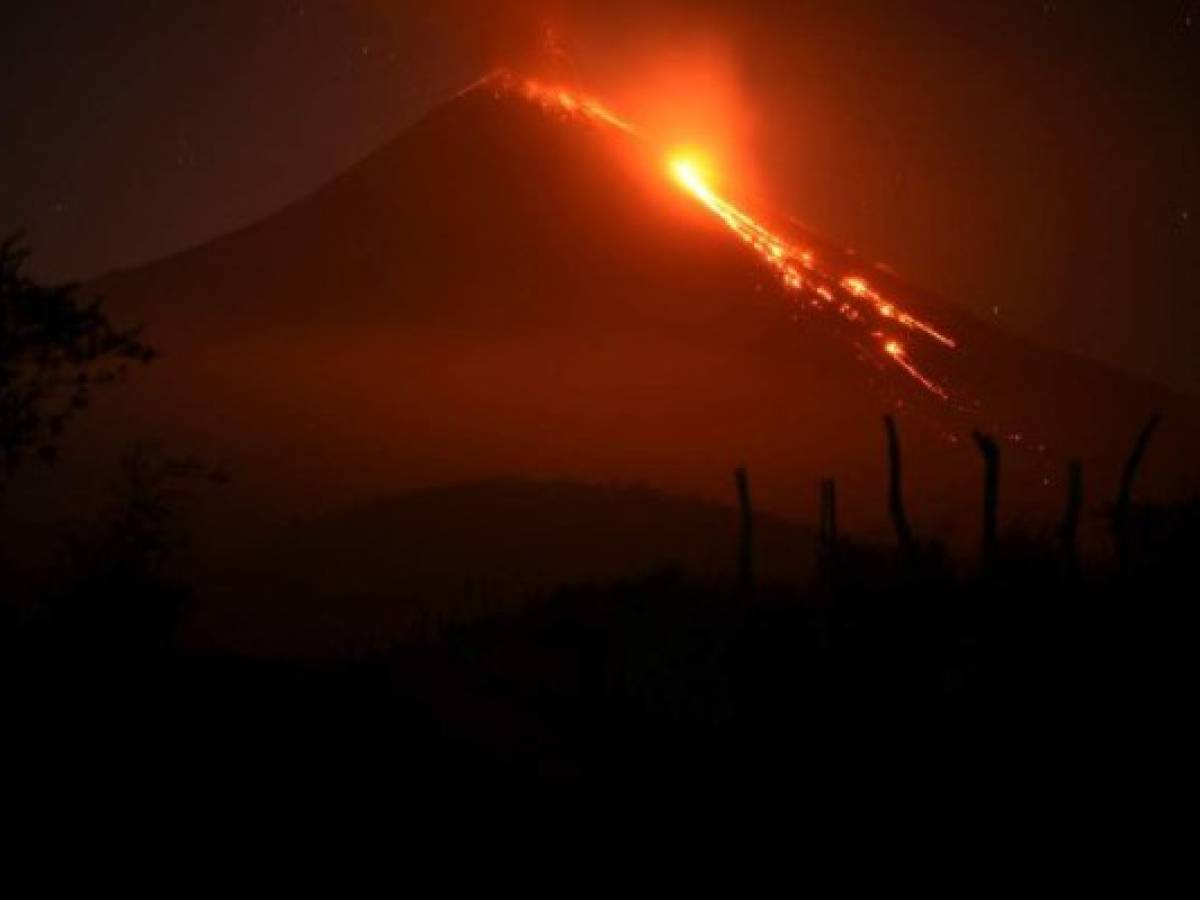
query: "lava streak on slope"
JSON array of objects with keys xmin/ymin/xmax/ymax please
[
  {"xmin": 504, "ymin": 72, "xmax": 645, "ymax": 139},
  {"xmin": 487, "ymin": 70, "xmax": 958, "ymax": 401}
]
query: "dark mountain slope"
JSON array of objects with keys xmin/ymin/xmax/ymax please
[{"xmin": 73, "ymin": 79, "xmax": 1199, "ymax": 558}]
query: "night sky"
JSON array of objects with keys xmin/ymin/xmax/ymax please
[{"xmin": 2, "ymin": 1, "xmax": 1197, "ymax": 389}]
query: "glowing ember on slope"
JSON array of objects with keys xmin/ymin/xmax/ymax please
[
  {"xmin": 840, "ymin": 275, "xmax": 957, "ymax": 349},
  {"xmin": 488, "ymin": 72, "xmax": 959, "ymax": 400},
  {"xmin": 883, "ymin": 338, "xmax": 949, "ymax": 400}
]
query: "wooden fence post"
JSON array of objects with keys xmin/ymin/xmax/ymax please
[
  {"xmin": 972, "ymin": 431, "xmax": 1000, "ymax": 568},
  {"xmin": 1114, "ymin": 413, "xmax": 1162, "ymax": 568},
  {"xmin": 735, "ymin": 466, "xmax": 754, "ymax": 596},
  {"xmin": 819, "ymin": 477, "xmax": 839, "ymax": 566},
  {"xmin": 884, "ymin": 415, "xmax": 917, "ymax": 562},
  {"xmin": 1059, "ymin": 459, "xmax": 1083, "ymax": 571}
]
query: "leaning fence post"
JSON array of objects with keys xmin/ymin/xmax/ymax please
[
  {"xmin": 972, "ymin": 431, "xmax": 1000, "ymax": 568},
  {"xmin": 884, "ymin": 415, "xmax": 917, "ymax": 562},
  {"xmin": 735, "ymin": 466, "xmax": 755, "ymax": 596},
  {"xmin": 1059, "ymin": 459, "xmax": 1083, "ymax": 571},
  {"xmin": 1114, "ymin": 413, "xmax": 1163, "ymax": 568}
]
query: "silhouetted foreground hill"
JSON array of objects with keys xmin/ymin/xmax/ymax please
[
  {"xmin": 9, "ymin": 500, "xmax": 1195, "ymax": 802},
  {"xmin": 188, "ymin": 478, "xmax": 816, "ymax": 657}
]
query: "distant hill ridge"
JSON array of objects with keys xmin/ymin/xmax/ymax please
[{"xmin": 190, "ymin": 477, "xmax": 816, "ymax": 657}]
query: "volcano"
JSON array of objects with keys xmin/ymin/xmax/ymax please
[{"xmin": 58, "ymin": 72, "xmax": 1199, "ymax": 645}]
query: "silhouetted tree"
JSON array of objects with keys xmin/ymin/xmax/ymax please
[
  {"xmin": 48, "ymin": 442, "xmax": 227, "ymax": 653},
  {"xmin": 0, "ymin": 235, "xmax": 154, "ymax": 483}
]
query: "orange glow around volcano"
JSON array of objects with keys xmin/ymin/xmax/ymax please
[{"xmin": 490, "ymin": 71, "xmax": 958, "ymax": 401}]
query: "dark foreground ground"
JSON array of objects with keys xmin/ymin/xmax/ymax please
[{"xmin": 4, "ymin": 500, "xmax": 1195, "ymax": 809}]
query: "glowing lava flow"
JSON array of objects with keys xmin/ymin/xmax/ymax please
[
  {"xmin": 671, "ymin": 159, "xmax": 809, "ymax": 293},
  {"xmin": 668, "ymin": 156, "xmax": 954, "ymax": 399},
  {"xmin": 490, "ymin": 72, "xmax": 958, "ymax": 400}
]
